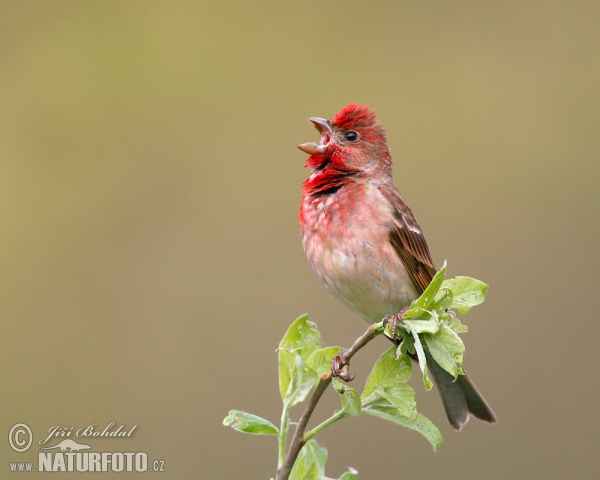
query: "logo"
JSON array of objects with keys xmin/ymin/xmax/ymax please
[
  {"xmin": 8, "ymin": 424, "xmax": 33, "ymax": 453},
  {"xmin": 40, "ymin": 440, "xmax": 91, "ymax": 452},
  {"xmin": 7, "ymin": 422, "xmax": 166, "ymax": 474}
]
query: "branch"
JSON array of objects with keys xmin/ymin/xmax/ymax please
[{"xmin": 276, "ymin": 322, "xmax": 383, "ymax": 480}]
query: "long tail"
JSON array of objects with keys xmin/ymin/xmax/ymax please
[
  {"xmin": 424, "ymin": 351, "xmax": 497, "ymax": 430},
  {"xmin": 386, "ymin": 330, "xmax": 497, "ymax": 429}
]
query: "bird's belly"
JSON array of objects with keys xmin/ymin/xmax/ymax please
[{"xmin": 303, "ymin": 228, "xmax": 419, "ymax": 324}]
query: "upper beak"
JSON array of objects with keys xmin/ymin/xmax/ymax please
[{"xmin": 297, "ymin": 117, "xmax": 332, "ymax": 155}]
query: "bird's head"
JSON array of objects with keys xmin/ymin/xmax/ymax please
[{"xmin": 298, "ymin": 104, "xmax": 391, "ymax": 175}]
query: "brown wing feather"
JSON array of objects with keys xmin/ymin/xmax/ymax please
[{"xmin": 379, "ymin": 185, "xmax": 437, "ymax": 294}]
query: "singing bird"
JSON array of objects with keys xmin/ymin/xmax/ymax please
[{"xmin": 297, "ymin": 104, "xmax": 497, "ymax": 430}]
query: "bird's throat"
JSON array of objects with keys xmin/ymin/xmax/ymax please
[{"xmin": 303, "ymin": 164, "xmax": 359, "ymax": 198}]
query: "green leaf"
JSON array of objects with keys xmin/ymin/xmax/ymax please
[
  {"xmin": 362, "ymin": 404, "xmax": 443, "ymax": 451},
  {"xmin": 289, "ymin": 355, "xmax": 319, "ymax": 406},
  {"xmin": 325, "ymin": 467, "xmax": 358, "ymax": 480},
  {"xmin": 331, "ymin": 468, "xmax": 359, "ymax": 480},
  {"xmin": 400, "ymin": 321, "xmax": 434, "ymax": 390},
  {"xmin": 290, "ymin": 440, "xmax": 327, "ymax": 480},
  {"xmin": 403, "ymin": 316, "xmax": 440, "ymax": 335},
  {"xmin": 279, "ymin": 314, "xmax": 323, "ymax": 360},
  {"xmin": 423, "ymin": 325, "xmax": 465, "ymax": 378},
  {"xmin": 413, "ymin": 332, "xmax": 432, "ymax": 390},
  {"xmin": 397, "ymin": 330, "xmax": 414, "ymax": 359},
  {"xmin": 362, "ymin": 347, "xmax": 412, "ymax": 404},
  {"xmin": 442, "ymin": 276, "xmax": 488, "ymax": 314},
  {"xmin": 279, "ymin": 315, "xmax": 321, "ymax": 404},
  {"xmin": 360, "ymin": 349, "xmax": 417, "ymax": 419},
  {"xmin": 307, "ymin": 346, "xmax": 343, "ymax": 377},
  {"xmin": 431, "ymin": 288, "xmax": 453, "ymax": 313},
  {"xmin": 282, "ymin": 353, "xmax": 319, "ymax": 407},
  {"xmin": 222, "ymin": 410, "xmax": 278, "ymax": 435},
  {"xmin": 332, "ymin": 377, "xmax": 345, "ymax": 392},
  {"xmin": 404, "ymin": 262, "xmax": 447, "ymax": 318},
  {"xmin": 338, "ymin": 385, "xmax": 361, "ymax": 417},
  {"xmin": 377, "ymin": 383, "xmax": 417, "ymax": 420},
  {"xmin": 278, "ymin": 348, "xmax": 296, "ymax": 401},
  {"xmin": 447, "ymin": 316, "xmax": 468, "ymax": 334}
]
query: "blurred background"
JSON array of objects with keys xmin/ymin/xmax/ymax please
[{"xmin": 1, "ymin": 1, "xmax": 598, "ymax": 479}]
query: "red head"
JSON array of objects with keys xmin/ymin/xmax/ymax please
[{"xmin": 298, "ymin": 104, "xmax": 391, "ymax": 178}]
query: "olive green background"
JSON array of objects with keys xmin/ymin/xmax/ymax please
[{"xmin": 1, "ymin": 1, "xmax": 598, "ymax": 479}]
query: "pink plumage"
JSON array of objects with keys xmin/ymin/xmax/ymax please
[{"xmin": 297, "ymin": 104, "xmax": 497, "ymax": 430}]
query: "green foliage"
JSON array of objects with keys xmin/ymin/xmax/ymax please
[
  {"xmin": 289, "ymin": 440, "xmax": 327, "ymax": 480},
  {"xmin": 279, "ymin": 315, "xmax": 321, "ymax": 406},
  {"xmin": 442, "ymin": 276, "xmax": 488, "ymax": 314},
  {"xmin": 278, "ymin": 316, "xmax": 363, "ymax": 478},
  {"xmin": 394, "ymin": 263, "xmax": 488, "ymax": 383},
  {"xmin": 425, "ymin": 323, "xmax": 465, "ymax": 378},
  {"xmin": 333, "ymin": 380, "xmax": 361, "ymax": 417},
  {"xmin": 308, "ymin": 347, "xmax": 344, "ymax": 377},
  {"xmin": 401, "ymin": 317, "xmax": 436, "ymax": 390},
  {"xmin": 362, "ymin": 405, "xmax": 442, "ymax": 451},
  {"xmin": 222, "ymin": 410, "xmax": 278, "ymax": 435},
  {"xmin": 289, "ymin": 441, "xmax": 357, "ymax": 480},
  {"xmin": 361, "ymin": 348, "xmax": 413, "ymax": 412},
  {"xmin": 279, "ymin": 350, "xmax": 318, "ymax": 408},
  {"xmin": 223, "ymin": 266, "xmax": 489, "ymax": 479},
  {"xmin": 404, "ymin": 263, "xmax": 448, "ymax": 319},
  {"xmin": 279, "ymin": 314, "xmax": 322, "ymax": 357},
  {"xmin": 361, "ymin": 348, "xmax": 442, "ymax": 449},
  {"xmin": 335, "ymin": 468, "xmax": 359, "ymax": 480}
]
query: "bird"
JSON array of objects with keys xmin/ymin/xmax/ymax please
[{"xmin": 297, "ymin": 103, "xmax": 497, "ymax": 430}]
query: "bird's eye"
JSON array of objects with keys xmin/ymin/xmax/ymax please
[{"xmin": 344, "ymin": 131, "xmax": 359, "ymax": 142}]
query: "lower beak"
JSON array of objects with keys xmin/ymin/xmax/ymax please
[
  {"xmin": 297, "ymin": 142, "xmax": 325, "ymax": 155},
  {"xmin": 297, "ymin": 117, "xmax": 332, "ymax": 155}
]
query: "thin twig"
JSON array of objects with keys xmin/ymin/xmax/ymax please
[
  {"xmin": 276, "ymin": 374, "xmax": 331, "ymax": 480},
  {"xmin": 342, "ymin": 321, "xmax": 383, "ymax": 361},
  {"xmin": 275, "ymin": 323, "xmax": 382, "ymax": 480}
]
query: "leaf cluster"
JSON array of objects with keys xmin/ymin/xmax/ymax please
[
  {"xmin": 224, "ymin": 265, "xmax": 489, "ymax": 479},
  {"xmin": 394, "ymin": 263, "xmax": 488, "ymax": 390}
]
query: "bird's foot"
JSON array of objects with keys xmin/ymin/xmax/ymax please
[
  {"xmin": 331, "ymin": 351, "xmax": 354, "ymax": 382},
  {"xmin": 383, "ymin": 306, "xmax": 410, "ymax": 341}
]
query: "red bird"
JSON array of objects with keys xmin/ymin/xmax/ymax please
[{"xmin": 298, "ymin": 104, "xmax": 497, "ymax": 430}]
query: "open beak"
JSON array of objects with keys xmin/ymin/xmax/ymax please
[{"xmin": 297, "ymin": 117, "xmax": 332, "ymax": 155}]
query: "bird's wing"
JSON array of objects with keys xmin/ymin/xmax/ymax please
[{"xmin": 379, "ymin": 185, "xmax": 437, "ymax": 294}]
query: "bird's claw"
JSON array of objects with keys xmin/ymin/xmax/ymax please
[
  {"xmin": 331, "ymin": 351, "xmax": 354, "ymax": 382},
  {"xmin": 383, "ymin": 306, "xmax": 410, "ymax": 341}
]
